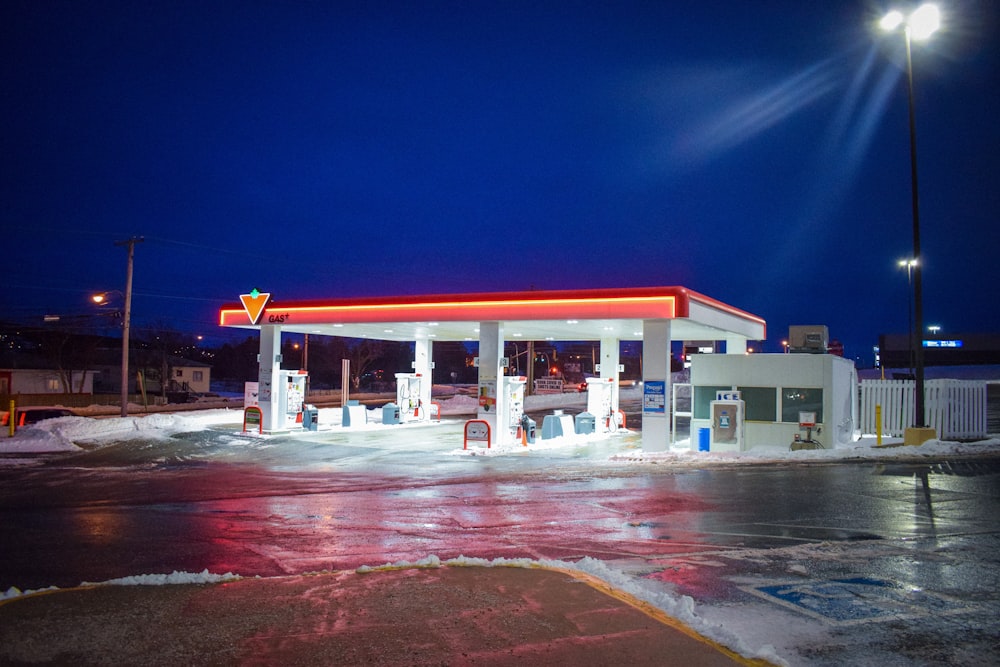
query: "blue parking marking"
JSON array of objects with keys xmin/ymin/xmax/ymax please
[{"xmin": 743, "ymin": 577, "xmax": 971, "ymax": 626}]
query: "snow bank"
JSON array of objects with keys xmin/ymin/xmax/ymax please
[
  {"xmin": 1, "ymin": 584, "xmax": 58, "ymax": 601},
  {"xmin": 413, "ymin": 390, "xmax": 590, "ymax": 416},
  {"xmin": 85, "ymin": 569, "xmax": 242, "ymax": 587},
  {"xmin": 611, "ymin": 436, "xmax": 1000, "ymax": 466},
  {"xmin": 0, "ymin": 409, "xmax": 241, "ymax": 454},
  {"xmin": 1, "ymin": 569, "xmax": 242, "ymax": 602},
  {"xmin": 2, "ymin": 388, "xmax": 996, "ymax": 465}
]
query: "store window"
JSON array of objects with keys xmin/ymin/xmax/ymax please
[
  {"xmin": 738, "ymin": 386, "xmax": 777, "ymax": 422},
  {"xmin": 781, "ymin": 388, "xmax": 823, "ymax": 423}
]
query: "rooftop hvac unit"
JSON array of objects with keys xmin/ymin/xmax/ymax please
[{"xmin": 788, "ymin": 325, "xmax": 829, "ymax": 354}]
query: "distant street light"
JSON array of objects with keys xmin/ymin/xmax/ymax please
[{"xmin": 880, "ymin": 4, "xmax": 940, "ymax": 428}]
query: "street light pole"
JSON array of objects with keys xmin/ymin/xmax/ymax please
[
  {"xmin": 898, "ymin": 258, "xmax": 916, "ymax": 379},
  {"xmin": 903, "ymin": 25, "xmax": 927, "ymax": 428},
  {"xmin": 115, "ymin": 237, "xmax": 143, "ymax": 417},
  {"xmin": 880, "ymin": 4, "xmax": 939, "ymax": 429}
]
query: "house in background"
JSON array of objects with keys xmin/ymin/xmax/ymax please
[
  {"xmin": 0, "ymin": 327, "xmax": 103, "ymax": 398},
  {"xmin": 0, "ymin": 366, "xmax": 97, "ymax": 396},
  {"xmin": 91, "ymin": 351, "xmax": 212, "ymax": 398},
  {"xmin": 167, "ymin": 356, "xmax": 211, "ymax": 394},
  {"xmin": 0, "ymin": 324, "xmax": 213, "ymax": 404}
]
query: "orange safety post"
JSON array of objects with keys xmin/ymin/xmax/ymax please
[
  {"xmin": 463, "ymin": 420, "xmax": 491, "ymax": 450},
  {"xmin": 243, "ymin": 406, "xmax": 263, "ymax": 435}
]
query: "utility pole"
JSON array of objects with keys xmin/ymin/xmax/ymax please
[{"xmin": 115, "ymin": 237, "xmax": 143, "ymax": 417}]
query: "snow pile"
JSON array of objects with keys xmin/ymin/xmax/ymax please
[
  {"xmin": 355, "ymin": 554, "xmax": 786, "ymax": 666},
  {"xmin": 0, "ymin": 419, "xmax": 84, "ymax": 453},
  {"xmin": 436, "ymin": 394, "xmax": 478, "ymax": 415},
  {"xmin": 0, "ymin": 409, "xmax": 242, "ymax": 454},
  {"xmin": 1, "ymin": 584, "xmax": 58, "ymax": 601},
  {"xmin": 1, "ymin": 569, "xmax": 242, "ymax": 602},
  {"xmin": 611, "ymin": 436, "xmax": 1000, "ymax": 466},
  {"xmin": 395, "ymin": 389, "xmax": 590, "ymax": 416},
  {"xmin": 87, "ymin": 569, "xmax": 242, "ymax": 587},
  {"xmin": 2, "ymin": 388, "xmax": 995, "ymax": 465}
]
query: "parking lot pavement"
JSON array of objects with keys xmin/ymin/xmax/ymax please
[{"xmin": 0, "ymin": 565, "xmax": 769, "ymax": 666}]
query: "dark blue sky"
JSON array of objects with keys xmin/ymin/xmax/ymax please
[{"xmin": 3, "ymin": 1, "xmax": 997, "ymax": 362}]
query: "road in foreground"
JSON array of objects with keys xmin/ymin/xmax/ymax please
[{"xmin": 1, "ymin": 422, "xmax": 998, "ymax": 665}]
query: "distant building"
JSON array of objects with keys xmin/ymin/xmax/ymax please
[
  {"xmin": 877, "ymin": 332, "xmax": 1000, "ymax": 369},
  {"xmin": 91, "ymin": 351, "xmax": 212, "ymax": 396},
  {"xmin": 0, "ymin": 366, "xmax": 97, "ymax": 395}
]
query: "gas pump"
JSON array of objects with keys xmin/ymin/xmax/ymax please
[
  {"xmin": 503, "ymin": 376, "xmax": 526, "ymax": 444},
  {"xmin": 476, "ymin": 375, "xmax": 526, "ymax": 447},
  {"xmin": 394, "ymin": 372, "xmax": 425, "ymax": 423},
  {"xmin": 709, "ymin": 390, "xmax": 744, "ymax": 451},
  {"xmin": 585, "ymin": 377, "xmax": 618, "ymax": 432},
  {"xmin": 276, "ymin": 370, "xmax": 308, "ymax": 430}
]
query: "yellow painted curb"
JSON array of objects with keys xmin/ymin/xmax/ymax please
[{"xmin": 542, "ymin": 565, "xmax": 779, "ymax": 667}]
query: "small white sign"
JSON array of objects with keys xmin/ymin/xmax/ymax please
[{"xmin": 244, "ymin": 382, "xmax": 259, "ymax": 407}]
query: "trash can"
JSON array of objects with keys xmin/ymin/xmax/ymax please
[
  {"xmin": 698, "ymin": 427, "xmax": 710, "ymax": 452},
  {"xmin": 382, "ymin": 402, "xmax": 400, "ymax": 425},
  {"xmin": 521, "ymin": 415, "xmax": 537, "ymax": 444},
  {"xmin": 575, "ymin": 412, "xmax": 596, "ymax": 435},
  {"xmin": 542, "ymin": 412, "xmax": 571, "ymax": 439},
  {"xmin": 302, "ymin": 404, "xmax": 319, "ymax": 431},
  {"xmin": 343, "ymin": 400, "xmax": 367, "ymax": 427}
]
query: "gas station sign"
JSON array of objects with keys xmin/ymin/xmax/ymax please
[{"xmin": 240, "ymin": 289, "xmax": 271, "ymax": 325}]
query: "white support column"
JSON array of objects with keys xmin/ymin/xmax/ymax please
[
  {"xmin": 726, "ymin": 334, "xmax": 747, "ymax": 355},
  {"xmin": 641, "ymin": 320, "xmax": 672, "ymax": 452},
  {"xmin": 414, "ymin": 338, "xmax": 433, "ymax": 419},
  {"xmin": 258, "ymin": 325, "xmax": 283, "ymax": 432},
  {"xmin": 476, "ymin": 322, "xmax": 505, "ymax": 446},
  {"xmin": 600, "ymin": 336, "xmax": 621, "ymax": 414}
]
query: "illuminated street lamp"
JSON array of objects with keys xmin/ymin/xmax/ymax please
[
  {"xmin": 91, "ymin": 291, "xmax": 122, "ymax": 306},
  {"xmin": 880, "ymin": 4, "xmax": 940, "ymax": 428},
  {"xmin": 92, "ymin": 289, "xmax": 131, "ymax": 417}
]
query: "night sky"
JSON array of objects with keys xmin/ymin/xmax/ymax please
[{"xmin": 3, "ymin": 1, "xmax": 997, "ymax": 363}]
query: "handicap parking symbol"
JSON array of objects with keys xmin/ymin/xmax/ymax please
[{"xmin": 743, "ymin": 576, "xmax": 972, "ymax": 626}]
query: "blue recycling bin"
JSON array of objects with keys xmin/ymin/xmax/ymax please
[
  {"xmin": 382, "ymin": 402, "xmax": 400, "ymax": 425},
  {"xmin": 541, "ymin": 411, "xmax": 573, "ymax": 439},
  {"xmin": 302, "ymin": 403, "xmax": 319, "ymax": 431},
  {"xmin": 698, "ymin": 427, "xmax": 710, "ymax": 452},
  {"xmin": 575, "ymin": 412, "xmax": 596, "ymax": 435},
  {"xmin": 302, "ymin": 404, "xmax": 319, "ymax": 431}
]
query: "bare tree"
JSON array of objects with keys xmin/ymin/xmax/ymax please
[{"xmin": 348, "ymin": 339, "xmax": 384, "ymax": 390}]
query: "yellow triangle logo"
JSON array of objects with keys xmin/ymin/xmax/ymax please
[{"xmin": 240, "ymin": 290, "xmax": 271, "ymax": 324}]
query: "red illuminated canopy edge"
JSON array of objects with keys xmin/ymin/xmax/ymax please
[{"xmin": 219, "ymin": 286, "xmax": 764, "ymax": 328}]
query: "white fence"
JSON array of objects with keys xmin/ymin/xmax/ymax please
[{"xmin": 860, "ymin": 379, "xmax": 988, "ymax": 440}]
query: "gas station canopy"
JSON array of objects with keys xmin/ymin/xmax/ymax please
[
  {"xmin": 219, "ymin": 286, "xmax": 766, "ymax": 447},
  {"xmin": 218, "ymin": 286, "xmax": 765, "ymax": 344}
]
